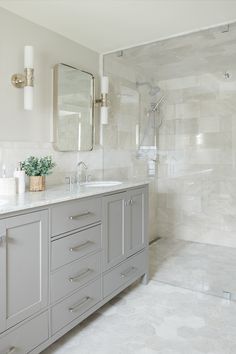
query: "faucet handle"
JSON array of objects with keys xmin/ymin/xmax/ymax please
[
  {"xmin": 65, "ymin": 176, "xmax": 72, "ymax": 185},
  {"xmin": 86, "ymin": 174, "xmax": 92, "ymax": 182},
  {"xmin": 65, "ymin": 176, "xmax": 76, "ymax": 185}
]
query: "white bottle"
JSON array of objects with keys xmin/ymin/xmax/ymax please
[{"xmin": 14, "ymin": 163, "xmax": 25, "ymax": 194}]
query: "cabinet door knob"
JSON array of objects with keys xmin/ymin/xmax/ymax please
[{"xmin": 129, "ymin": 199, "xmax": 133, "ymax": 206}]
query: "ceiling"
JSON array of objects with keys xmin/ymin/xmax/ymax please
[{"xmin": 0, "ymin": 0, "xmax": 236, "ymax": 54}]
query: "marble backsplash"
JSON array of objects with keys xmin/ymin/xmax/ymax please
[{"xmin": 0, "ymin": 141, "xmax": 103, "ymax": 186}]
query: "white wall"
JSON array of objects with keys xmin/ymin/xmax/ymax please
[{"xmin": 0, "ymin": 8, "xmax": 102, "ymax": 183}]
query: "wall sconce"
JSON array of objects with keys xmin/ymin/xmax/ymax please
[
  {"xmin": 11, "ymin": 46, "xmax": 34, "ymax": 110},
  {"xmin": 96, "ymin": 76, "xmax": 109, "ymax": 124}
]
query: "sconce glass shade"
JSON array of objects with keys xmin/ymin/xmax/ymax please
[
  {"xmin": 24, "ymin": 45, "xmax": 34, "ymax": 110},
  {"xmin": 100, "ymin": 76, "xmax": 109, "ymax": 124},
  {"xmin": 24, "ymin": 46, "xmax": 34, "ymax": 68},
  {"xmin": 24, "ymin": 86, "xmax": 33, "ymax": 111},
  {"xmin": 101, "ymin": 76, "xmax": 109, "ymax": 94},
  {"xmin": 101, "ymin": 106, "xmax": 108, "ymax": 125}
]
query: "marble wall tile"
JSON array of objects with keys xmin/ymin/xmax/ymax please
[
  {"xmin": 167, "ymin": 194, "xmax": 202, "ymax": 214},
  {"xmin": 161, "ymin": 104, "xmax": 176, "ymax": 120},
  {"xmin": 175, "ymin": 102, "xmax": 200, "ymax": 119},
  {"xmin": 198, "ymin": 116, "xmax": 220, "ymax": 133},
  {"xmin": 182, "ymin": 86, "xmax": 217, "ymax": 101},
  {"xmin": 156, "ymin": 192, "xmax": 168, "ymax": 209},
  {"xmin": 164, "ymin": 90, "xmax": 183, "ymax": 104},
  {"xmin": 175, "ymin": 118, "xmax": 199, "ymax": 135},
  {"xmin": 219, "ymin": 116, "xmax": 232, "ymax": 132},
  {"xmin": 222, "ymin": 214, "xmax": 236, "ymax": 232},
  {"xmin": 159, "ymin": 119, "xmax": 176, "ymax": 135},
  {"xmin": 158, "ymin": 135, "xmax": 175, "ymax": 150},
  {"xmin": 103, "ymin": 122, "xmax": 118, "ymax": 144},
  {"xmin": 104, "ymin": 22, "xmax": 236, "ymax": 247},
  {"xmin": 199, "ymin": 228, "xmax": 236, "ymax": 248},
  {"xmin": 174, "ymin": 135, "xmax": 191, "ymax": 149},
  {"xmin": 160, "ymin": 75, "xmax": 199, "ymax": 90},
  {"xmin": 103, "ymin": 167, "xmax": 130, "ymax": 180}
]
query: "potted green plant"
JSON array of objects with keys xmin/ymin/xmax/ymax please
[{"xmin": 21, "ymin": 156, "xmax": 56, "ymax": 192}]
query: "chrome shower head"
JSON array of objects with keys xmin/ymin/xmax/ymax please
[
  {"xmin": 136, "ymin": 81, "xmax": 161, "ymax": 96},
  {"xmin": 151, "ymin": 95, "xmax": 164, "ymax": 111}
]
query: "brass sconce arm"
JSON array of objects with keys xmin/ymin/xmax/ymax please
[{"xmin": 95, "ymin": 93, "xmax": 108, "ymax": 107}]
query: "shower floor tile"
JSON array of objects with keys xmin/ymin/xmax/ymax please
[{"xmin": 150, "ymin": 237, "xmax": 236, "ymax": 299}]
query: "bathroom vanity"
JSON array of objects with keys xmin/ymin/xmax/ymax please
[{"xmin": 0, "ymin": 181, "xmax": 149, "ymax": 353}]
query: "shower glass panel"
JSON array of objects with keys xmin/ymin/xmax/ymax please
[{"xmin": 104, "ymin": 22, "xmax": 236, "ymax": 301}]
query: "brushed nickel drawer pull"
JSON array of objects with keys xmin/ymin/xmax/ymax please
[
  {"xmin": 121, "ymin": 266, "xmax": 137, "ymax": 279},
  {"xmin": 69, "ymin": 268, "xmax": 92, "ymax": 282},
  {"xmin": 68, "ymin": 212, "xmax": 93, "ymax": 220},
  {"xmin": 68, "ymin": 296, "xmax": 91, "ymax": 313},
  {"xmin": 6, "ymin": 347, "xmax": 16, "ymax": 354},
  {"xmin": 69, "ymin": 240, "xmax": 93, "ymax": 252},
  {"xmin": 0, "ymin": 234, "xmax": 6, "ymax": 246}
]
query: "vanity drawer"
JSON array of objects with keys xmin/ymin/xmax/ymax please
[
  {"xmin": 0, "ymin": 311, "xmax": 48, "ymax": 354},
  {"xmin": 51, "ymin": 252, "xmax": 101, "ymax": 303},
  {"xmin": 51, "ymin": 197, "xmax": 102, "ymax": 236},
  {"xmin": 103, "ymin": 251, "xmax": 146, "ymax": 298},
  {"xmin": 51, "ymin": 224, "xmax": 101, "ymax": 270},
  {"xmin": 51, "ymin": 278, "xmax": 102, "ymax": 335}
]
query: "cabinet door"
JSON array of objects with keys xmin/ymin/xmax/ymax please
[
  {"xmin": 0, "ymin": 226, "xmax": 6, "ymax": 333},
  {"xmin": 126, "ymin": 187, "xmax": 148, "ymax": 257},
  {"xmin": 102, "ymin": 192, "xmax": 128, "ymax": 270},
  {"xmin": 0, "ymin": 210, "xmax": 48, "ymax": 332}
]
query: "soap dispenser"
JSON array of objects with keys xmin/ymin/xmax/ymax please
[{"xmin": 14, "ymin": 162, "xmax": 25, "ymax": 194}]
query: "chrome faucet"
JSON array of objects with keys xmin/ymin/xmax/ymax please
[{"xmin": 76, "ymin": 161, "xmax": 88, "ymax": 184}]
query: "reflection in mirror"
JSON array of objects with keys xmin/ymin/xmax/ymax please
[{"xmin": 53, "ymin": 64, "xmax": 94, "ymax": 151}]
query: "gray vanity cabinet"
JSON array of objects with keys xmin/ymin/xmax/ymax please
[
  {"xmin": 0, "ymin": 183, "xmax": 148, "ymax": 353},
  {"xmin": 102, "ymin": 187, "xmax": 147, "ymax": 270},
  {"xmin": 0, "ymin": 210, "xmax": 48, "ymax": 333}
]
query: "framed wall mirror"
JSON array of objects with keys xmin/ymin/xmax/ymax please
[{"xmin": 53, "ymin": 63, "xmax": 94, "ymax": 151}]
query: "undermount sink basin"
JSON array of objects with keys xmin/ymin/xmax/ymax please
[{"xmin": 82, "ymin": 181, "xmax": 122, "ymax": 187}]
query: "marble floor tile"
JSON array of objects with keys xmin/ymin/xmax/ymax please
[
  {"xmin": 43, "ymin": 280, "xmax": 236, "ymax": 354},
  {"xmin": 150, "ymin": 238, "xmax": 236, "ymax": 299},
  {"xmin": 43, "ymin": 238, "xmax": 236, "ymax": 354}
]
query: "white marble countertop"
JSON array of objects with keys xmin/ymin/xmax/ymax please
[{"xmin": 0, "ymin": 179, "xmax": 150, "ymax": 216}]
